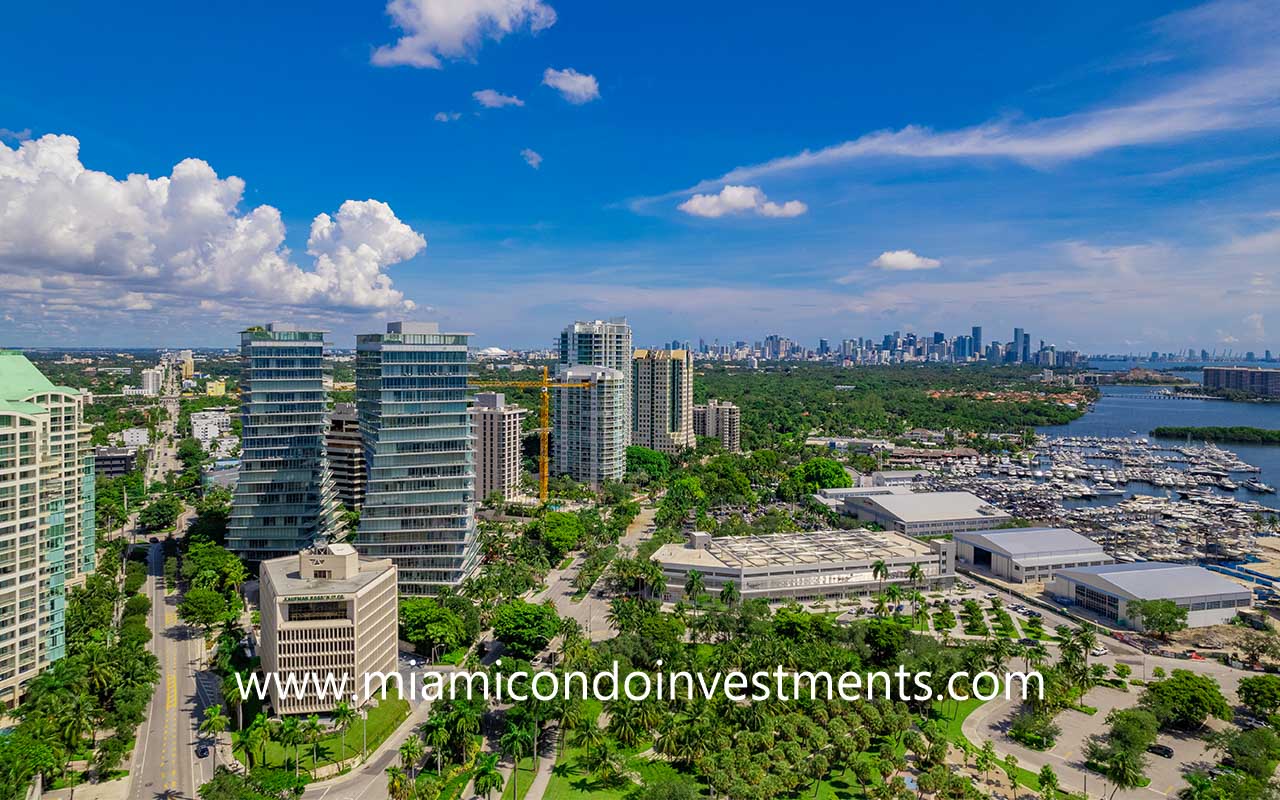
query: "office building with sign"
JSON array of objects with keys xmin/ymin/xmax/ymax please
[{"xmin": 258, "ymin": 543, "xmax": 398, "ymax": 715}]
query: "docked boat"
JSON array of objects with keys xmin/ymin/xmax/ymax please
[
  {"xmin": 1093, "ymin": 482, "xmax": 1125, "ymax": 496},
  {"xmin": 1243, "ymin": 478, "xmax": 1277, "ymax": 494}
]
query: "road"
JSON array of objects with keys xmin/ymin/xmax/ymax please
[{"xmin": 130, "ymin": 537, "xmax": 214, "ymax": 800}]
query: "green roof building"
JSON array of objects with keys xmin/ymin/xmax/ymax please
[{"xmin": 0, "ymin": 351, "xmax": 96, "ymax": 707}]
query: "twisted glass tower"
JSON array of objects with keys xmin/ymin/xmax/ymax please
[
  {"xmin": 356, "ymin": 322, "xmax": 476, "ymax": 595},
  {"xmin": 227, "ymin": 324, "xmax": 340, "ymax": 562}
]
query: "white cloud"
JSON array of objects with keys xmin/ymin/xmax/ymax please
[
  {"xmin": 641, "ymin": 0, "xmax": 1280, "ymax": 206},
  {"xmin": 372, "ymin": 0, "xmax": 556, "ymax": 69},
  {"xmin": 0, "ymin": 134, "xmax": 422, "ymax": 313},
  {"xmin": 434, "ymin": 111, "xmax": 462, "ymax": 122},
  {"xmin": 473, "ymin": 89, "xmax": 524, "ymax": 108},
  {"xmin": 521, "ymin": 148, "xmax": 542, "ymax": 169},
  {"xmin": 0, "ymin": 128, "xmax": 31, "ymax": 142},
  {"xmin": 1244, "ymin": 312, "xmax": 1265, "ymax": 339},
  {"xmin": 868, "ymin": 250, "xmax": 942, "ymax": 271},
  {"xmin": 677, "ymin": 185, "xmax": 807, "ymax": 219},
  {"xmin": 542, "ymin": 67, "xmax": 600, "ymax": 104}
]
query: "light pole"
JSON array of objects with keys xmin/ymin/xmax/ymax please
[{"xmin": 361, "ymin": 708, "xmax": 368, "ymax": 762}]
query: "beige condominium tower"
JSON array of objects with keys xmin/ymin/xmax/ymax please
[
  {"xmin": 0, "ymin": 352, "xmax": 96, "ymax": 708},
  {"xmin": 631, "ymin": 349, "xmax": 695, "ymax": 456}
]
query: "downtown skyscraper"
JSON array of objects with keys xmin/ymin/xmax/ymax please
[
  {"xmin": 355, "ymin": 322, "xmax": 477, "ymax": 595},
  {"xmin": 227, "ymin": 324, "xmax": 340, "ymax": 562}
]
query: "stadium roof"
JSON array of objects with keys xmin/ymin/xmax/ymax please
[
  {"xmin": 856, "ymin": 491, "xmax": 1010, "ymax": 523},
  {"xmin": 954, "ymin": 528, "xmax": 1106, "ymax": 560},
  {"xmin": 1054, "ymin": 562, "xmax": 1251, "ymax": 600}
]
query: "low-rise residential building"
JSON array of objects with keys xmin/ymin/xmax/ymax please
[
  {"xmin": 842, "ymin": 490, "xmax": 1011, "ymax": 537},
  {"xmin": 258, "ymin": 543, "xmax": 398, "ymax": 715},
  {"xmin": 653, "ymin": 529, "xmax": 954, "ymax": 603},
  {"xmin": 122, "ymin": 426, "xmax": 150, "ymax": 447},
  {"xmin": 953, "ymin": 527, "xmax": 1113, "ymax": 583},
  {"xmin": 694, "ymin": 399, "xmax": 742, "ymax": 452},
  {"xmin": 94, "ymin": 446, "xmax": 139, "ymax": 478},
  {"xmin": 190, "ymin": 410, "xmax": 231, "ymax": 446},
  {"xmin": 205, "ymin": 380, "xmax": 226, "ymax": 397},
  {"xmin": 1048, "ymin": 562, "xmax": 1252, "ymax": 629}
]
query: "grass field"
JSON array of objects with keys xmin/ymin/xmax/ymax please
[{"xmin": 233, "ymin": 694, "xmax": 410, "ymax": 775}]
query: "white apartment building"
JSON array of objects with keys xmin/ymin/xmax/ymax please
[
  {"xmin": 258, "ymin": 543, "xmax": 398, "ymax": 715},
  {"xmin": 472, "ymin": 392, "xmax": 526, "ymax": 501},
  {"xmin": 554, "ymin": 365, "xmax": 627, "ymax": 488},
  {"xmin": 631, "ymin": 349, "xmax": 694, "ymax": 456},
  {"xmin": 0, "ymin": 352, "xmax": 96, "ymax": 707},
  {"xmin": 693, "ymin": 398, "xmax": 741, "ymax": 452},
  {"xmin": 558, "ymin": 319, "xmax": 632, "ymax": 442},
  {"xmin": 190, "ymin": 410, "xmax": 231, "ymax": 446},
  {"xmin": 140, "ymin": 366, "xmax": 163, "ymax": 396},
  {"xmin": 122, "ymin": 427, "xmax": 150, "ymax": 447}
]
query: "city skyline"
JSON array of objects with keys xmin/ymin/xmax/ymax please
[{"xmin": 2, "ymin": 1, "xmax": 1279, "ymax": 351}]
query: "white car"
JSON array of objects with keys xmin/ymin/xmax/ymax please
[{"xmin": 1090, "ymin": 647, "xmax": 1109, "ymax": 657}]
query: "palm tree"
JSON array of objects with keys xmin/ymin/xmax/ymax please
[
  {"xmin": 684, "ymin": 569, "xmax": 705, "ymax": 608},
  {"xmin": 386, "ymin": 765, "xmax": 412, "ymax": 800},
  {"xmin": 872, "ymin": 559, "xmax": 889, "ymax": 592},
  {"xmin": 873, "ymin": 593, "xmax": 890, "ymax": 617},
  {"xmin": 399, "ymin": 735, "xmax": 424, "ymax": 780},
  {"xmin": 976, "ymin": 740, "xmax": 996, "ymax": 786},
  {"xmin": 422, "ymin": 717, "xmax": 450, "ymax": 773},
  {"xmin": 719, "ymin": 579, "xmax": 740, "ymax": 607},
  {"xmin": 245, "ymin": 715, "xmax": 270, "ymax": 769},
  {"xmin": 333, "ymin": 701, "xmax": 356, "ymax": 763},
  {"xmin": 199, "ymin": 705, "xmax": 229, "ymax": 772},
  {"xmin": 221, "ymin": 672, "xmax": 245, "ymax": 730},
  {"xmin": 500, "ymin": 722, "xmax": 536, "ymax": 800},
  {"xmin": 302, "ymin": 714, "xmax": 323, "ymax": 773},
  {"xmin": 473, "ymin": 752, "xmax": 504, "ymax": 799},
  {"xmin": 278, "ymin": 717, "xmax": 303, "ymax": 777},
  {"xmin": 907, "ymin": 563, "xmax": 925, "ymax": 588},
  {"xmin": 1102, "ymin": 748, "xmax": 1144, "ymax": 800}
]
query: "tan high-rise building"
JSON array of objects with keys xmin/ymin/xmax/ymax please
[
  {"xmin": 631, "ymin": 349, "xmax": 694, "ymax": 456},
  {"xmin": 694, "ymin": 398, "xmax": 741, "ymax": 452},
  {"xmin": 259, "ymin": 543, "xmax": 397, "ymax": 715},
  {"xmin": 472, "ymin": 393, "xmax": 526, "ymax": 501},
  {"xmin": 0, "ymin": 352, "xmax": 96, "ymax": 707}
]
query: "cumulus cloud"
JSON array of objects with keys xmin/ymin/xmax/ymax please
[
  {"xmin": 434, "ymin": 111, "xmax": 462, "ymax": 122},
  {"xmin": 473, "ymin": 89, "xmax": 524, "ymax": 108},
  {"xmin": 372, "ymin": 0, "xmax": 556, "ymax": 69},
  {"xmin": 521, "ymin": 148, "xmax": 542, "ymax": 169},
  {"xmin": 677, "ymin": 185, "xmax": 807, "ymax": 219},
  {"xmin": 542, "ymin": 67, "xmax": 600, "ymax": 104},
  {"xmin": 0, "ymin": 134, "xmax": 422, "ymax": 314},
  {"xmin": 868, "ymin": 250, "xmax": 942, "ymax": 271}
]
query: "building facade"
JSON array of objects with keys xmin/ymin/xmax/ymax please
[
  {"xmin": 122, "ymin": 427, "xmax": 150, "ymax": 447},
  {"xmin": 227, "ymin": 324, "xmax": 341, "ymax": 562},
  {"xmin": 356, "ymin": 322, "xmax": 477, "ymax": 595},
  {"xmin": 1048, "ymin": 562, "xmax": 1252, "ymax": 629},
  {"xmin": 259, "ymin": 543, "xmax": 397, "ymax": 715},
  {"xmin": 472, "ymin": 392, "xmax": 526, "ymax": 501},
  {"xmin": 953, "ymin": 527, "xmax": 1113, "ymax": 583},
  {"xmin": 558, "ymin": 319, "xmax": 632, "ymax": 442},
  {"xmin": 140, "ymin": 366, "xmax": 163, "ymax": 396},
  {"xmin": 190, "ymin": 409, "xmax": 231, "ymax": 446},
  {"xmin": 843, "ymin": 491, "xmax": 1011, "ymax": 537},
  {"xmin": 631, "ymin": 349, "xmax": 694, "ymax": 455},
  {"xmin": 553, "ymin": 365, "xmax": 627, "ymax": 488},
  {"xmin": 654, "ymin": 529, "xmax": 954, "ymax": 603},
  {"xmin": 1203, "ymin": 367, "xmax": 1280, "ymax": 398},
  {"xmin": 0, "ymin": 352, "xmax": 96, "ymax": 707},
  {"xmin": 693, "ymin": 399, "xmax": 741, "ymax": 452},
  {"xmin": 94, "ymin": 446, "xmax": 138, "ymax": 478},
  {"xmin": 326, "ymin": 403, "xmax": 365, "ymax": 512}
]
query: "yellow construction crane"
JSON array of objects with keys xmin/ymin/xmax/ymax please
[{"xmin": 470, "ymin": 365, "xmax": 591, "ymax": 504}]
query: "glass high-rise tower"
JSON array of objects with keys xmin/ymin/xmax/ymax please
[
  {"xmin": 227, "ymin": 323, "xmax": 340, "ymax": 562},
  {"xmin": 356, "ymin": 322, "xmax": 476, "ymax": 595}
]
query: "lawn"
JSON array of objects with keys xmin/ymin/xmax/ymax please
[{"xmin": 233, "ymin": 694, "xmax": 410, "ymax": 775}]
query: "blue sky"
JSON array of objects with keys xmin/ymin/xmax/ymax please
[{"xmin": 1, "ymin": 0, "xmax": 1278, "ymax": 352}]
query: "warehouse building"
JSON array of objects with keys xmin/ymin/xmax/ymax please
[
  {"xmin": 842, "ymin": 490, "xmax": 1011, "ymax": 537},
  {"xmin": 653, "ymin": 529, "xmax": 955, "ymax": 603},
  {"xmin": 953, "ymin": 527, "xmax": 1113, "ymax": 583},
  {"xmin": 1048, "ymin": 562, "xmax": 1252, "ymax": 630}
]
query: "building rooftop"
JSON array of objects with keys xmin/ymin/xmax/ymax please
[
  {"xmin": 0, "ymin": 351, "xmax": 66, "ymax": 400},
  {"xmin": 657, "ymin": 529, "xmax": 932, "ymax": 571},
  {"xmin": 955, "ymin": 527, "xmax": 1105, "ymax": 559},
  {"xmin": 1055, "ymin": 562, "xmax": 1251, "ymax": 600},
  {"xmin": 856, "ymin": 491, "xmax": 1010, "ymax": 523},
  {"xmin": 261, "ymin": 545, "xmax": 392, "ymax": 596}
]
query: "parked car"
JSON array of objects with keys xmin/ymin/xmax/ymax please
[
  {"xmin": 984, "ymin": 592, "xmax": 998, "ymax": 599},
  {"xmin": 1091, "ymin": 646, "xmax": 1110, "ymax": 657},
  {"xmin": 1147, "ymin": 744, "xmax": 1174, "ymax": 759},
  {"xmin": 196, "ymin": 745, "xmax": 210, "ymax": 758}
]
